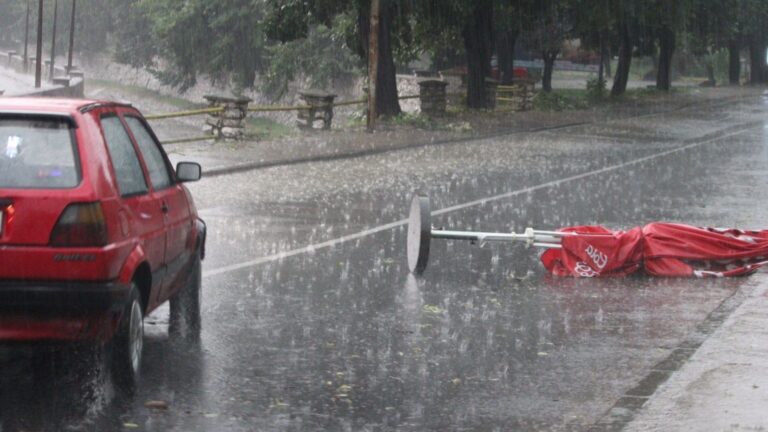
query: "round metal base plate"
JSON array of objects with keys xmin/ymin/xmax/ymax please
[{"xmin": 407, "ymin": 195, "xmax": 431, "ymax": 274}]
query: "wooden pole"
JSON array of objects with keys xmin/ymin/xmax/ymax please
[
  {"xmin": 34, "ymin": 0, "xmax": 43, "ymax": 88},
  {"xmin": 366, "ymin": 0, "xmax": 380, "ymax": 132},
  {"xmin": 67, "ymin": 0, "xmax": 76, "ymax": 73},
  {"xmin": 23, "ymin": 0, "xmax": 30, "ymax": 71},
  {"xmin": 50, "ymin": 0, "xmax": 59, "ymax": 81}
]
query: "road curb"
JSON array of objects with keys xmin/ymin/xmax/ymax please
[{"xmin": 591, "ymin": 282, "xmax": 753, "ymax": 431}]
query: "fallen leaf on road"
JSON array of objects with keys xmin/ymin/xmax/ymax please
[{"xmin": 144, "ymin": 400, "xmax": 169, "ymax": 410}]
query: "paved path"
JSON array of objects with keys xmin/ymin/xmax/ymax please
[
  {"xmin": 0, "ymin": 66, "xmax": 39, "ymax": 96},
  {"xmin": 624, "ymin": 274, "xmax": 768, "ymax": 432}
]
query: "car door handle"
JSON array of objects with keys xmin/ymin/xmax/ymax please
[{"xmin": 161, "ymin": 202, "xmax": 169, "ymax": 214}]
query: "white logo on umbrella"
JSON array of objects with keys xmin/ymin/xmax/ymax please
[
  {"xmin": 575, "ymin": 262, "xmax": 599, "ymax": 278},
  {"xmin": 585, "ymin": 244, "xmax": 608, "ymax": 270}
]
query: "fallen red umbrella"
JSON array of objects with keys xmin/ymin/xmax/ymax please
[
  {"xmin": 407, "ymin": 195, "xmax": 768, "ymax": 278},
  {"xmin": 541, "ymin": 223, "xmax": 768, "ymax": 278}
]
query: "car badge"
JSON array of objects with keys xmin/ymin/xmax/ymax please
[{"xmin": 5, "ymin": 136, "xmax": 21, "ymax": 159}]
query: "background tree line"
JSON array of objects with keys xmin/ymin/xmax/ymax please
[{"xmin": 2, "ymin": 0, "xmax": 768, "ymax": 116}]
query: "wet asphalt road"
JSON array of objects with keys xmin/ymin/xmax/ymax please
[{"xmin": 2, "ymin": 94, "xmax": 768, "ymax": 431}]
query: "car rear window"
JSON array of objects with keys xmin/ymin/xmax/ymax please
[{"xmin": 0, "ymin": 116, "xmax": 80, "ymax": 189}]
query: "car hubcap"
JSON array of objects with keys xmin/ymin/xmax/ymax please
[{"xmin": 128, "ymin": 300, "xmax": 143, "ymax": 373}]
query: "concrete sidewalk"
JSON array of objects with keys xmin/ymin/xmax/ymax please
[
  {"xmin": 620, "ymin": 273, "xmax": 768, "ymax": 431},
  {"xmin": 0, "ymin": 66, "xmax": 45, "ymax": 96}
]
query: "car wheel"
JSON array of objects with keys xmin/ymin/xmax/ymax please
[
  {"xmin": 169, "ymin": 252, "xmax": 202, "ymax": 343},
  {"xmin": 110, "ymin": 284, "xmax": 143, "ymax": 392}
]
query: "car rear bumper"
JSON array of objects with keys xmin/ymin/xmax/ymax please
[
  {"xmin": 0, "ymin": 280, "xmax": 130, "ymax": 341},
  {"xmin": 0, "ymin": 280, "xmax": 130, "ymax": 314}
]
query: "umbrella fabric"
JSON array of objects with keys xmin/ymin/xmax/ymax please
[{"xmin": 540, "ymin": 223, "xmax": 768, "ymax": 278}]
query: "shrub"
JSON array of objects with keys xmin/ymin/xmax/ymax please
[{"xmin": 586, "ymin": 77, "xmax": 607, "ymax": 101}]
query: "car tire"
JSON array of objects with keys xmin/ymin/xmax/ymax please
[
  {"xmin": 169, "ymin": 252, "xmax": 202, "ymax": 343},
  {"xmin": 110, "ymin": 284, "xmax": 143, "ymax": 392}
]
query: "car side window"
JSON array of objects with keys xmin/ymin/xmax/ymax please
[
  {"xmin": 101, "ymin": 115, "xmax": 148, "ymax": 197},
  {"xmin": 124, "ymin": 116, "xmax": 173, "ymax": 190}
]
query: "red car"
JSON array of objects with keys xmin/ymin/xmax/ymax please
[{"xmin": 0, "ymin": 97, "xmax": 206, "ymax": 388}]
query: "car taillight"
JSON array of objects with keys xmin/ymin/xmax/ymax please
[{"xmin": 50, "ymin": 202, "xmax": 109, "ymax": 247}]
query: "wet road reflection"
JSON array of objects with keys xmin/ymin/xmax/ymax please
[{"xmin": 1, "ymin": 99, "xmax": 767, "ymax": 431}]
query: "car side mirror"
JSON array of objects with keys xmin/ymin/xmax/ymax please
[{"xmin": 176, "ymin": 162, "xmax": 202, "ymax": 182}]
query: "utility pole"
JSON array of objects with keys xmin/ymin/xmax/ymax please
[
  {"xmin": 50, "ymin": 0, "xmax": 59, "ymax": 81},
  {"xmin": 366, "ymin": 0, "xmax": 380, "ymax": 132},
  {"xmin": 34, "ymin": 0, "xmax": 43, "ymax": 88},
  {"xmin": 67, "ymin": 0, "xmax": 76, "ymax": 73},
  {"xmin": 23, "ymin": 0, "xmax": 30, "ymax": 72}
]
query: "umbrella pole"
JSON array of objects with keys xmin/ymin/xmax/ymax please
[{"xmin": 431, "ymin": 228, "xmax": 563, "ymax": 249}]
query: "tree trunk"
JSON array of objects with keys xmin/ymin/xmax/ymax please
[
  {"xmin": 375, "ymin": 2, "xmax": 400, "ymax": 116},
  {"xmin": 463, "ymin": 0, "xmax": 494, "ymax": 109},
  {"xmin": 611, "ymin": 22, "xmax": 632, "ymax": 97},
  {"xmin": 358, "ymin": 0, "xmax": 401, "ymax": 117},
  {"xmin": 656, "ymin": 26, "xmax": 675, "ymax": 91},
  {"xmin": 497, "ymin": 29, "xmax": 518, "ymax": 84},
  {"xmin": 598, "ymin": 37, "xmax": 604, "ymax": 83},
  {"xmin": 728, "ymin": 40, "xmax": 740, "ymax": 85},
  {"xmin": 542, "ymin": 51, "xmax": 557, "ymax": 92},
  {"xmin": 748, "ymin": 34, "xmax": 766, "ymax": 84},
  {"xmin": 602, "ymin": 43, "xmax": 612, "ymax": 78},
  {"xmin": 705, "ymin": 63, "xmax": 715, "ymax": 86}
]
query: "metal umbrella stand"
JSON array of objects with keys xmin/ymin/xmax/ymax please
[
  {"xmin": 406, "ymin": 195, "xmax": 768, "ymax": 278},
  {"xmin": 407, "ymin": 195, "xmax": 582, "ymax": 275}
]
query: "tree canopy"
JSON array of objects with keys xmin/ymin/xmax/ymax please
[{"xmin": 3, "ymin": 0, "xmax": 768, "ymax": 107}]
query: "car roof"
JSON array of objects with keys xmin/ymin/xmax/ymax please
[{"xmin": 0, "ymin": 97, "xmax": 132, "ymax": 115}]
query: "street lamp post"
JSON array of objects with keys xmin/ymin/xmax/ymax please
[
  {"xmin": 34, "ymin": 0, "xmax": 43, "ymax": 88},
  {"xmin": 23, "ymin": 0, "xmax": 30, "ymax": 72},
  {"xmin": 66, "ymin": 0, "xmax": 76, "ymax": 73},
  {"xmin": 49, "ymin": 0, "xmax": 59, "ymax": 81}
]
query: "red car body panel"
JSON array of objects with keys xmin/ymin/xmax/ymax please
[{"xmin": 0, "ymin": 98, "xmax": 205, "ymax": 342}]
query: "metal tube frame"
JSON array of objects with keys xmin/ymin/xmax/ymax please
[
  {"xmin": 431, "ymin": 228, "xmax": 562, "ymax": 249},
  {"xmin": 430, "ymin": 227, "xmax": 616, "ymax": 250}
]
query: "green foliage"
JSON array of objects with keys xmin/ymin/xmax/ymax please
[
  {"xmin": 137, "ymin": 0, "xmax": 269, "ymax": 91},
  {"xmin": 111, "ymin": 2, "xmax": 156, "ymax": 68},
  {"xmin": 263, "ymin": 16, "xmax": 360, "ymax": 99},
  {"xmin": 245, "ymin": 117, "xmax": 294, "ymax": 140},
  {"xmin": 711, "ymin": 48, "xmax": 730, "ymax": 84},
  {"xmin": 73, "ymin": 0, "xmax": 125, "ymax": 55},
  {"xmin": 586, "ymin": 77, "xmax": 607, "ymax": 101},
  {"xmin": 0, "ymin": 0, "xmax": 26, "ymax": 46},
  {"xmin": 533, "ymin": 90, "xmax": 589, "ymax": 111},
  {"xmin": 389, "ymin": 112, "xmax": 435, "ymax": 129},
  {"xmin": 5, "ymin": 0, "xmax": 768, "ymax": 102}
]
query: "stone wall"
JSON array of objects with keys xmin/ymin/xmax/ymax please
[{"xmin": 0, "ymin": 48, "xmax": 84, "ymax": 98}]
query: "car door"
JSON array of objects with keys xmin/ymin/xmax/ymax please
[
  {"xmin": 100, "ymin": 114, "xmax": 167, "ymax": 307},
  {"xmin": 122, "ymin": 115, "xmax": 193, "ymax": 302}
]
